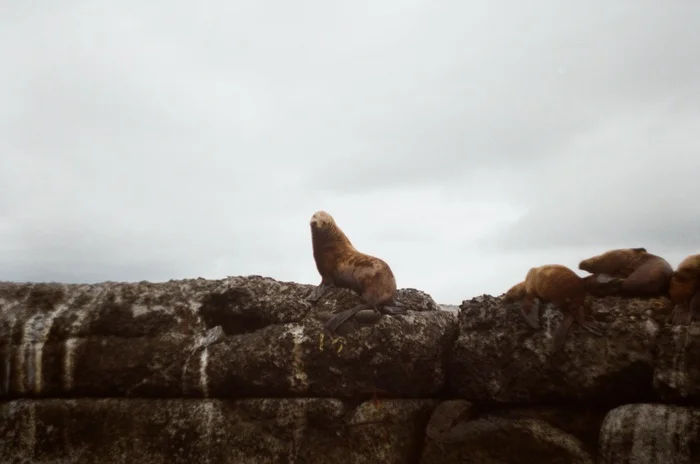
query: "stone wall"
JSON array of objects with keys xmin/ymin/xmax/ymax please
[{"xmin": 0, "ymin": 276, "xmax": 699, "ymax": 463}]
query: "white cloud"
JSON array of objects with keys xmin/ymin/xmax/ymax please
[{"xmin": 1, "ymin": 1, "xmax": 699, "ymax": 304}]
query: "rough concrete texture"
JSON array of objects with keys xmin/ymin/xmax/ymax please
[
  {"xmin": 0, "ymin": 277, "xmax": 449, "ymax": 399},
  {"xmin": 599, "ymin": 403, "xmax": 700, "ymax": 464},
  {"xmin": 421, "ymin": 399, "xmax": 596, "ymax": 464},
  {"xmin": 450, "ymin": 294, "xmax": 672, "ymax": 404},
  {"xmin": 0, "ymin": 398, "xmax": 436, "ymax": 464},
  {"xmin": 1, "ymin": 276, "xmax": 700, "ymax": 463},
  {"xmin": 653, "ymin": 324, "xmax": 700, "ymax": 402}
]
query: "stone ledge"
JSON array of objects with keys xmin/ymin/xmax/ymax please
[
  {"xmin": 1, "ymin": 276, "xmax": 700, "ymax": 404},
  {"xmin": 0, "ymin": 277, "xmax": 453, "ymax": 399},
  {"xmin": 0, "ymin": 398, "xmax": 436, "ymax": 464},
  {"xmin": 599, "ymin": 403, "xmax": 700, "ymax": 463},
  {"xmin": 6, "ymin": 399, "xmax": 697, "ymax": 463}
]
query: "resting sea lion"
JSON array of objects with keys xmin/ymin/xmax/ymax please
[
  {"xmin": 578, "ymin": 248, "xmax": 673, "ymax": 296},
  {"xmin": 503, "ymin": 264, "xmax": 605, "ymax": 349},
  {"xmin": 306, "ymin": 210, "xmax": 405, "ymax": 333},
  {"xmin": 668, "ymin": 253, "xmax": 700, "ymax": 325}
]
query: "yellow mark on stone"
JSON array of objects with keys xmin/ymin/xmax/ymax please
[
  {"xmin": 331, "ymin": 338, "xmax": 344, "ymax": 353},
  {"xmin": 318, "ymin": 333, "xmax": 324, "ymax": 351}
]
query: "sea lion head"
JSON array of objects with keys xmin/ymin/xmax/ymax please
[
  {"xmin": 578, "ymin": 248, "xmax": 647, "ymax": 273},
  {"xmin": 309, "ymin": 210, "xmax": 351, "ymax": 247},
  {"xmin": 310, "ymin": 210, "xmax": 335, "ymax": 230},
  {"xmin": 503, "ymin": 281, "xmax": 526, "ymax": 302}
]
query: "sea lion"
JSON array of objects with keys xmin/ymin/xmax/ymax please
[
  {"xmin": 503, "ymin": 264, "xmax": 605, "ymax": 349},
  {"xmin": 503, "ymin": 280, "xmax": 539, "ymax": 328},
  {"xmin": 306, "ymin": 210, "xmax": 406, "ymax": 333},
  {"xmin": 668, "ymin": 253, "xmax": 700, "ymax": 325},
  {"xmin": 578, "ymin": 248, "xmax": 673, "ymax": 296},
  {"xmin": 580, "ymin": 273, "xmax": 624, "ymax": 297}
]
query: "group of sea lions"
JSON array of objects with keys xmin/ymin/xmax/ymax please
[
  {"xmin": 504, "ymin": 249, "xmax": 700, "ymax": 349},
  {"xmin": 304, "ymin": 210, "xmax": 700, "ymax": 349}
]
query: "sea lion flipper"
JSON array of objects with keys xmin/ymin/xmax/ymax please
[
  {"xmin": 621, "ymin": 261, "xmax": 670, "ymax": 295},
  {"xmin": 552, "ymin": 314, "xmax": 574, "ymax": 350},
  {"xmin": 519, "ymin": 297, "xmax": 540, "ymax": 330},
  {"xmin": 573, "ymin": 307, "xmax": 605, "ymax": 337},
  {"xmin": 377, "ymin": 305, "xmax": 406, "ymax": 316},
  {"xmin": 307, "ymin": 282, "xmax": 332, "ymax": 303},
  {"xmin": 690, "ymin": 291, "xmax": 700, "ymax": 321},
  {"xmin": 323, "ymin": 304, "xmax": 368, "ymax": 333},
  {"xmin": 671, "ymin": 303, "xmax": 693, "ymax": 326}
]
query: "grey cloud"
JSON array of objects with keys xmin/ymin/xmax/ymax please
[
  {"xmin": 1, "ymin": 1, "xmax": 699, "ymax": 304},
  {"xmin": 483, "ymin": 102, "xmax": 700, "ymax": 252}
]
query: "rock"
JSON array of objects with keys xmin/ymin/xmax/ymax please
[
  {"xmin": 310, "ymin": 287, "xmax": 441, "ymax": 336},
  {"xmin": 0, "ymin": 280, "xmax": 207, "ymax": 339},
  {"xmin": 0, "ymin": 279, "xmax": 212, "ymax": 398},
  {"xmin": 599, "ymin": 403, "xmax": 700, "ymax": 463},
  {"xmin": 420, "ymin": 400, "xmax": 595, "ymax": 463},
  {"xmin": 2, "ymin": 332, "xmax": 196, "ymax": 398},
  {"xmin": 653, "ymin": 324, "xmax": 700, "ymax": 402},
  {"xmin": 484, "ymin": 406, "xmax": 608, "ymax": 456},
  {"xmin": 449, "ymin": 294, "xmax": 668, "ymax": 403},
  {"xmin": 196, "ymin": 276, "xmax": 439, "ymax": 335},
  {"xmin": 202, "ymin": 311, "xmax": 458, "ymax": 398},
  {"xmin": 197, "ymin": 276, "xmax": 315, "ymax": 334},
  {"xmin": 423, "ymin": 400, "xmax": 475, "ymax": 440},
  {"xmin": 314, "ymin": 310, "xmax": 384, "ymax": 337},
  {"xmin": 0, "ymin": 277, "xmax": 454, "ymax": 399},
  {"xmin": 0, "ymin": 398, "xmax": 436, "ymax": 463}
]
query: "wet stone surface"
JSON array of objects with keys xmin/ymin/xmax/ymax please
[
  {"xmin": 0, "ymin": 277, "xmax": 452, "ymax": 399},
  {"xmin": 449, "ymin": 294, "xmax": 669, "ymax": 404},
  {"xmin": 0, "ymin": 398, "xmax": 436, "ymax": 464}
]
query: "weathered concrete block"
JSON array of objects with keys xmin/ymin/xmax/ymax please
[
  {"xmin": 0, "ymin": 277, "xmax": 452, "ymax": 399},
  {"xmin": 202, "ymin": 309, "xmax": 457, "ymax": 398},
  {"xmin": 449, "ymin": 294, "xmax": 668, "ymax": 403},
  {"xmin": 599, "ymin": 403, "xmax": 700, "ymax": 463},
  {"xmin": 0, "ymin": 398, "xmax": 436, "ymax": 464},
  {"xmin": 653, "ymin": 325, "xmax": 700, "ymax": 402},
  {"xmin": 420, "ymin": 400, "xmax": 598, "ymax": 463}
]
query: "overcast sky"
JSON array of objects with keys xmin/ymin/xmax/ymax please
[{"xmin": 1, "ymin": 1, "xmax": 699, "ymax": 304}]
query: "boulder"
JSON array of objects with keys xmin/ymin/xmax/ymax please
[
  {"xmin": 449, "ymin": 294, "xmax": 670, "ymax": 403},
  {"xmin": 0, "ymin": 277, "xmax": 453, "ymax": 399},
  {"xmin": 201, "ymin": 308, "xmax": 457, "ymax": 398},
  {"xmin": 653, "ymin": 324, "xmax": 700, "ymax": 402},
  {"xmin": 599, "ymin": 403, "xmax": 700, "ymax": 463},
  {"xmin": 420, "ymin": 400, "xmax": 597, "ymax": 463},
  {"xmin": 0, "ymin": 398, "xmax": 436, "ymax": 464}
]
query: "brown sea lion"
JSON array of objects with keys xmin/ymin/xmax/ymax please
[
  {"xmin": 580, "ymin": 273, "xmax": 624, "ymax": 297},
  {"xmin": 668, "ymin": 253, "xmax": 700, "ymax": 325},
  {"xmin": 503, "ymin": 264, "xmax": 605, "ymax": 349},
  {"xmin": 306, "ymin": 210, "xmax": 406, "ymax": 333},
  {"xmin": 578, "ymin": 248, "xmax": 673, "ymax": 296}
]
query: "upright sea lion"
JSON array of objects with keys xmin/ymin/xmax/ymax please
[
  {"xmin": 668, "ymin": 253, "xmax": 700, "ymax": 325},
  {"xmin": 578, "ymin": 248, "xmax": 673, "ymax": 296},
  {"xmin": 503, "ymin": 264, "xmax": 605, "ymax": 349},
  {"xmin": 306, "ymin": 210, "xmax": 406, "ymax": 333}
]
